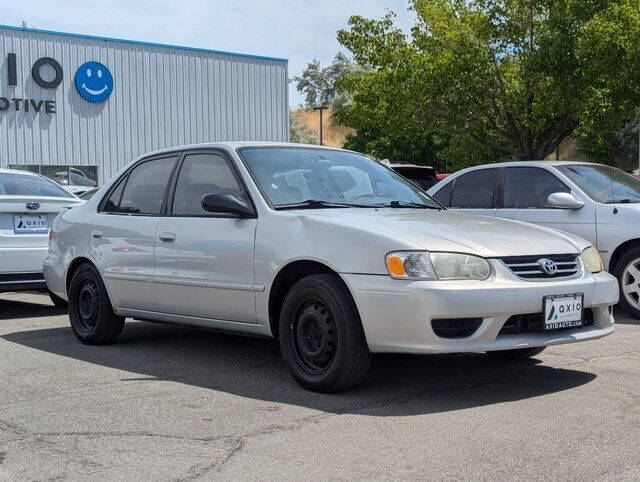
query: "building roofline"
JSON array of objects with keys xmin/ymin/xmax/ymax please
[{"xmin": 0, "ymin": 24, "xmax": 288, "ymax": 63}]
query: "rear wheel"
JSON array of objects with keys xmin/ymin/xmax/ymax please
[
  {"xmin": 48, "ymin": 290, "xmax": 68, "ymax": 308},
  {"xmin": 613, "ymin": 247, "xmax": 640, "ymax": 319},
  {"xmin": 68, "ymin": 263, "xmax": 124, "ymax": 345},
  {"xmin": 486, "ymin": 346, "xmax": 546, "ymax": 360},
  {"xmin": 279, "ymin": 274, "xmax": 371, "ymax": 392}
]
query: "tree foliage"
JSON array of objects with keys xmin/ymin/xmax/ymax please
[
  {"xmin": 289, "ymin": 111, "xmax": 319, "ymax": 144},
  {"xmin": 294, "ymin": 52, "xmax": 357, "ymax": 109},
  {"xmin": 335, "ymin": 0, "xmax": 640, "ymax": 169}
]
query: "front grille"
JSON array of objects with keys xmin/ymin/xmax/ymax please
[
  {"xmin": 432, "ymin": 318, "xmax": 483, "ymax": 339},
  {"xmin": 498, "ymin": 308, "xmax": 594, "ymax": 336},
  {"xmin": 500, "ymin": 254, "xmax": 581, "ymax": 280}
]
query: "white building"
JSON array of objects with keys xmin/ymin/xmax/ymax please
[{"xmin": 0, "ymin": 24, "xmax": 289, "ymax": 189}]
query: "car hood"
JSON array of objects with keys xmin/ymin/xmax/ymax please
[{"xmin": 299, "ymin": 208, "xmax": 589, "ymax": 258}]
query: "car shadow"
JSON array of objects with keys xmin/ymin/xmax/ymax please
[
  {"xmin": 0, "ymin": 297, "xmax": 67, "ymax": 319},
  {"xmin": 2, "ymin": 320, "xmax": 597, "ymax": 416},
  {"xmin": 613, "ymin": 308, "xmax": 640, "ymax": 325}
]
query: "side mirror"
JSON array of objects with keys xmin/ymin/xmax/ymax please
[
  {"xmin": 547, "ymin": 192, "xmax": 584, "ymax": 210},
  {"xmin": 201, "ymin": 193, "xmax": 255, "ymax": 217}
]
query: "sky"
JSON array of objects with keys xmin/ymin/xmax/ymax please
[{"xmin": 1, "ymin": 0, "xmax": 416, "ymax": 107}]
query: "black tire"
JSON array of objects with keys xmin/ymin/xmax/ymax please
[
  {"xmin": 68, "ymin": 263, "xmax": 124, "ymax": 345},
  {"xmin": 48, "ymin": 290, "xmax": 68, "ymax": 308},
  {"xmin": 279, "ymin": 274, "xmax": 371, "ymax": 392},
  {"xmin": 486, "ymin": 346, "xmax": 546, "ymax": 360},
  {"xmin": 613, "ymin": 247, "xmax": 640, "ymax": 319}
]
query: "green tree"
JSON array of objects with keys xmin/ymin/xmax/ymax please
[
  {"xmin": 336, "ymin": 0, "xmax": 640, "ymax": 169},
  {"xmin": 294, "ymin": 52, "xmax": 356, "ymax": 108},
  {"xmin": 289, "ymin": 111, "xmax": 319, "ymax": 144}
]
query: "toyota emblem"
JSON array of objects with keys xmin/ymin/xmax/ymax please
[
  {"xmin": 538, "ymin": 258, "xmax": 558, "ymax": 276},
  {"xmin": 26, "ymin": 201, "xmax": 41, "ymax": 210}
]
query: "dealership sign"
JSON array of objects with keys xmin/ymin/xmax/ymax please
[{"xmin": 1, "ymin": 53, "xmax": 113, "ymax": 114}]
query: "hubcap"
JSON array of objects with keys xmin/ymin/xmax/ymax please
[
  {"xmin": 621, "ymin": 257, "xmax": 640, "ymax": 311},
  {"xmin": 76, "ymin": 278, "xmax": 99, "ymax": 331},
  {"xmin": 290, "ymin": 300, "xmax": 337, "ymax": 375}
]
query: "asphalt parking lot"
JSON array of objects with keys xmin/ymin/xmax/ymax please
[{"xmin": 1, "ymin": 292, "xmax": 639, "ymax": 480}]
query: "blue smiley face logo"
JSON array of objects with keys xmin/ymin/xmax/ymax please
[{"xmin": 74, "ymin": 61, "xmax": 113, "ymax": 103}]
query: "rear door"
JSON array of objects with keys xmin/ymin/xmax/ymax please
[
  {"xmin": 495, "ymin": 166, "xmax": 597, "ymax": 244},
  {"xmin": 154, "ymin": 150, "xmax": 257, "ymax": 322},
  {"xmin": 441, "ymin": 168, "xmax": 499, "ymax": 217},
  {"xmin": 91, "ymin": 155, "xmax": 178, "ymax": 311}
]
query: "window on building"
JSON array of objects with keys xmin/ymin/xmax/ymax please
[
  {"xmin": 503, "ymin": 167, "xmax": 570, "ymax": 208},
  {"xmin": 118, "ymin": 157, "xmax": 178, "ymax": 215},
  {"xmin": 9, "ymin": 165, "xmax": 98, "ymax": 189},
  {"xmin": 172, "ymin": 153, "xmax": 244, "ymax": 216},
  {"xmin": 450, "ymin": 169, "xmax": 498, "ymax": 209}
]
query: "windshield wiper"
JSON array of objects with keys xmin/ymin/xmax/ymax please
[
  {"xmin": 605, "ymin": 198, "xmax": 640, "ymax": 204},
  {"xmin": 382, "ymin": 200, "xmax": 441, "ymax": 210},
  {"xmin": 275, "ymin": 199, "xmax": 370, "ymax": 210}
]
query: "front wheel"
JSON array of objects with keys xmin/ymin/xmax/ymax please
[
  {"xmin": 613, "ymin": 247, "xmax": 640, "ymax": 319},
  {"xmin": 279, "ymin": 274, "xmax": 371, "ymax": 392},
  {"xmin": 486, "ymin": 346, "xmax": 546, "ymax": 360},
  {"xmin": 68, "ymin": 263, "xmax": 124, "ymax": 345}
]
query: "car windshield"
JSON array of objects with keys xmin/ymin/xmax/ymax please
[
  {"xmin": 239, "ymin": 147, "xmax": 442, "ymax": 209},
  {"xmin": 557, "ymin": 164, "xmax": 640, "ymax": 203},
  {"xmin": 0, "ymin": 172, "xmax": 75, "ymax": 198}
]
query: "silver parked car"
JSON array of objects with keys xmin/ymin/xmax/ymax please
[
  {"xmin": 0, "ymin": 168, "xmax": 83, "ymax": 305},
  {"xmin": 44, "ymin": 144, "xmax": 618, "ymax": 392},
  {"xmin": 427, "ymin": 161, "xmax": 640, "ymax": 318}
]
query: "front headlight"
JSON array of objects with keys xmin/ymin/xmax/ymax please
[
  {"xmin": 385, "ymin": 251, "xmax": 491, "ymax": 280},
  {"xmin": 581, "ymin": 246, "xmax": 603, "ymax": 273}
]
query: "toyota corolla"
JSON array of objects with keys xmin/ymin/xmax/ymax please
[{"xmin": 44, "ymin": 143, "xmax": 618, "ymax": 392}]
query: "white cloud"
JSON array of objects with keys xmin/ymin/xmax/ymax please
[{"xmin": 1, "ymin": 0, "xmax": 415, "ymax": 105}]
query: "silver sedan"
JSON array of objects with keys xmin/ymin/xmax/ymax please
[{"xmin": 44, "ymin": 143, "xmax": 618, "ymax": 392}]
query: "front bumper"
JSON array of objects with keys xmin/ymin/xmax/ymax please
[{"xmin": 342, "ymin": 264, "xmax": 619, "ymax": 354}]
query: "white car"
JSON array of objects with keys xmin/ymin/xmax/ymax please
[
  {"xmin": 44, "ymin": 143, "xmax": 618, "ymax": 392},
  {"xmin": 427, "ymin": 161, "xmax": 640, "ymax": 318},
  {"xmin": 0, "ymin": 168, "xmax": 84, "ymax": 305}
]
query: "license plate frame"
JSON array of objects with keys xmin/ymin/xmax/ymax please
[
  {"xmin": 543, "ymin": 293, "xmax": 584, "ymax": 331},
  {"xmin": 13, "ymin": 214, "xmax": 49, "ymax": 234}
]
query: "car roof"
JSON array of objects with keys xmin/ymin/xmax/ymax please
[
  {"xmin": 456, "ymin": 160, "xmax": 599, "ymax": 170},
  {"xmin": 0, "ymin": 168, "xmax": 40, "ymax": 176},
  {"xmin": 129, "ymin": 141, "xmax": 351, "ymax": 159}
]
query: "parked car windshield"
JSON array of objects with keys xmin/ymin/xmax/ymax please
[
  {"xmin": 557, "ymin": 164, "xmax": 640, "ymax": 203},
  {"xmin": 0, "ymin": 172, "xmax": 75, "ymax": 198},
  {"xmin": 239, "ymin": 147, "xmax": 442, "ymax": 209}
]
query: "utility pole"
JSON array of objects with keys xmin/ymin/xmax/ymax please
[{"xmin": 314, "ymin": 106, "xmax": 326, "ymax": 145}]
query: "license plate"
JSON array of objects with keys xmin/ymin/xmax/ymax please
[
  {"xmin": 13, "ymin": 214, "xmax": 49, "ymax": 234},
  {"xmin": 543, "ymin": 293, "xmax": 583, "ymax": 331}
]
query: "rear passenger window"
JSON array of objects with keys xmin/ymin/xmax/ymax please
[
  {"xmin": 117, "ymin": 157, "xmax": 177, "ymax": 215},
  {"xmin": 171, "ymin": 153, "xmax": 244, "ymax": 216},
  {"xmin": 102, "ymin": 177, "xmax": 126, "ymax": 213},
  {"xmin": 433, "ymin": 182, "xmax": 453, "ymax": 207},
  {"xmin": 503, "ymin": 167, "xmax": 570, "ymax": 208},
  {"xmin": 450, "ymin": 169, "xmax": 498, "ymax": 208}
]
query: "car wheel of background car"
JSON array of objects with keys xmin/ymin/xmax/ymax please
[
  {"xmin": 47, "ymin": 289, "xmax": 68, "ymax": 308},
  {"xmin": 279, "ymin": 274, "xmax": 371, "ymax": 393},
  {"xmin": 613, "ymin": 247, "xmax": 640, "ymax": 319},
  {"xmin": 485, "ymin": 346, "xmax": 546, "ymax": 360},
  {"xmin": 68, "ymin": 263, "xmax": 124, "ymax": 345}
]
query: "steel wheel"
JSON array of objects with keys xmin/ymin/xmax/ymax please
[
  {"xmin": 75, "ymin": 276, "xmax": 100, "ymax": 332},
  {"xmin": 621, "ymin": 257, "xmax": 640, "ymax": 311},
  {"xmin": 290, "ymin": 299, "xmax": 337, "ymax": 375}
]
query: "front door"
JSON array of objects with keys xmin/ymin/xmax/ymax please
[
  {"xmin": 154, "ymin": 151, "xmax": 257, "ymax": 323},
  {"xmin": 495, "ymin": 166, "xmax": 597, "ymax": 246}
]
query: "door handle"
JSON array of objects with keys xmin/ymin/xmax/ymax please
[
  {"xmin": 91, "ymin": 230, "xmax": 102, "ymax": 239},
  {"xmin": 159, "ymin": 232, "xmax": 176, "ymax": 243}
]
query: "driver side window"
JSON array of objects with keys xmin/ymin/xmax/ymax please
[
  {"xmin": 172, "ymin": 153, "xmax": 245, "ymax": 216},
  {"xmin": 503, "ymin": 167, "xmax": 570, "ymax": 209}
]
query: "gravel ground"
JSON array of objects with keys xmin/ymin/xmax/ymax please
[{"xmin": 1, "ymin": 291, "xmax": 638, "ymax": 480}]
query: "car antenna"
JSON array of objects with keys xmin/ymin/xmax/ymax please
[{"xmin": 610, "ymin": 170, "xmax": 618, "ymax": 214}]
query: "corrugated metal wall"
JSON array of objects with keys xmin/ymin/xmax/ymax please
[{"xmin": 0, "ymin": 26, "xmax": 289, "ymax": 182}]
